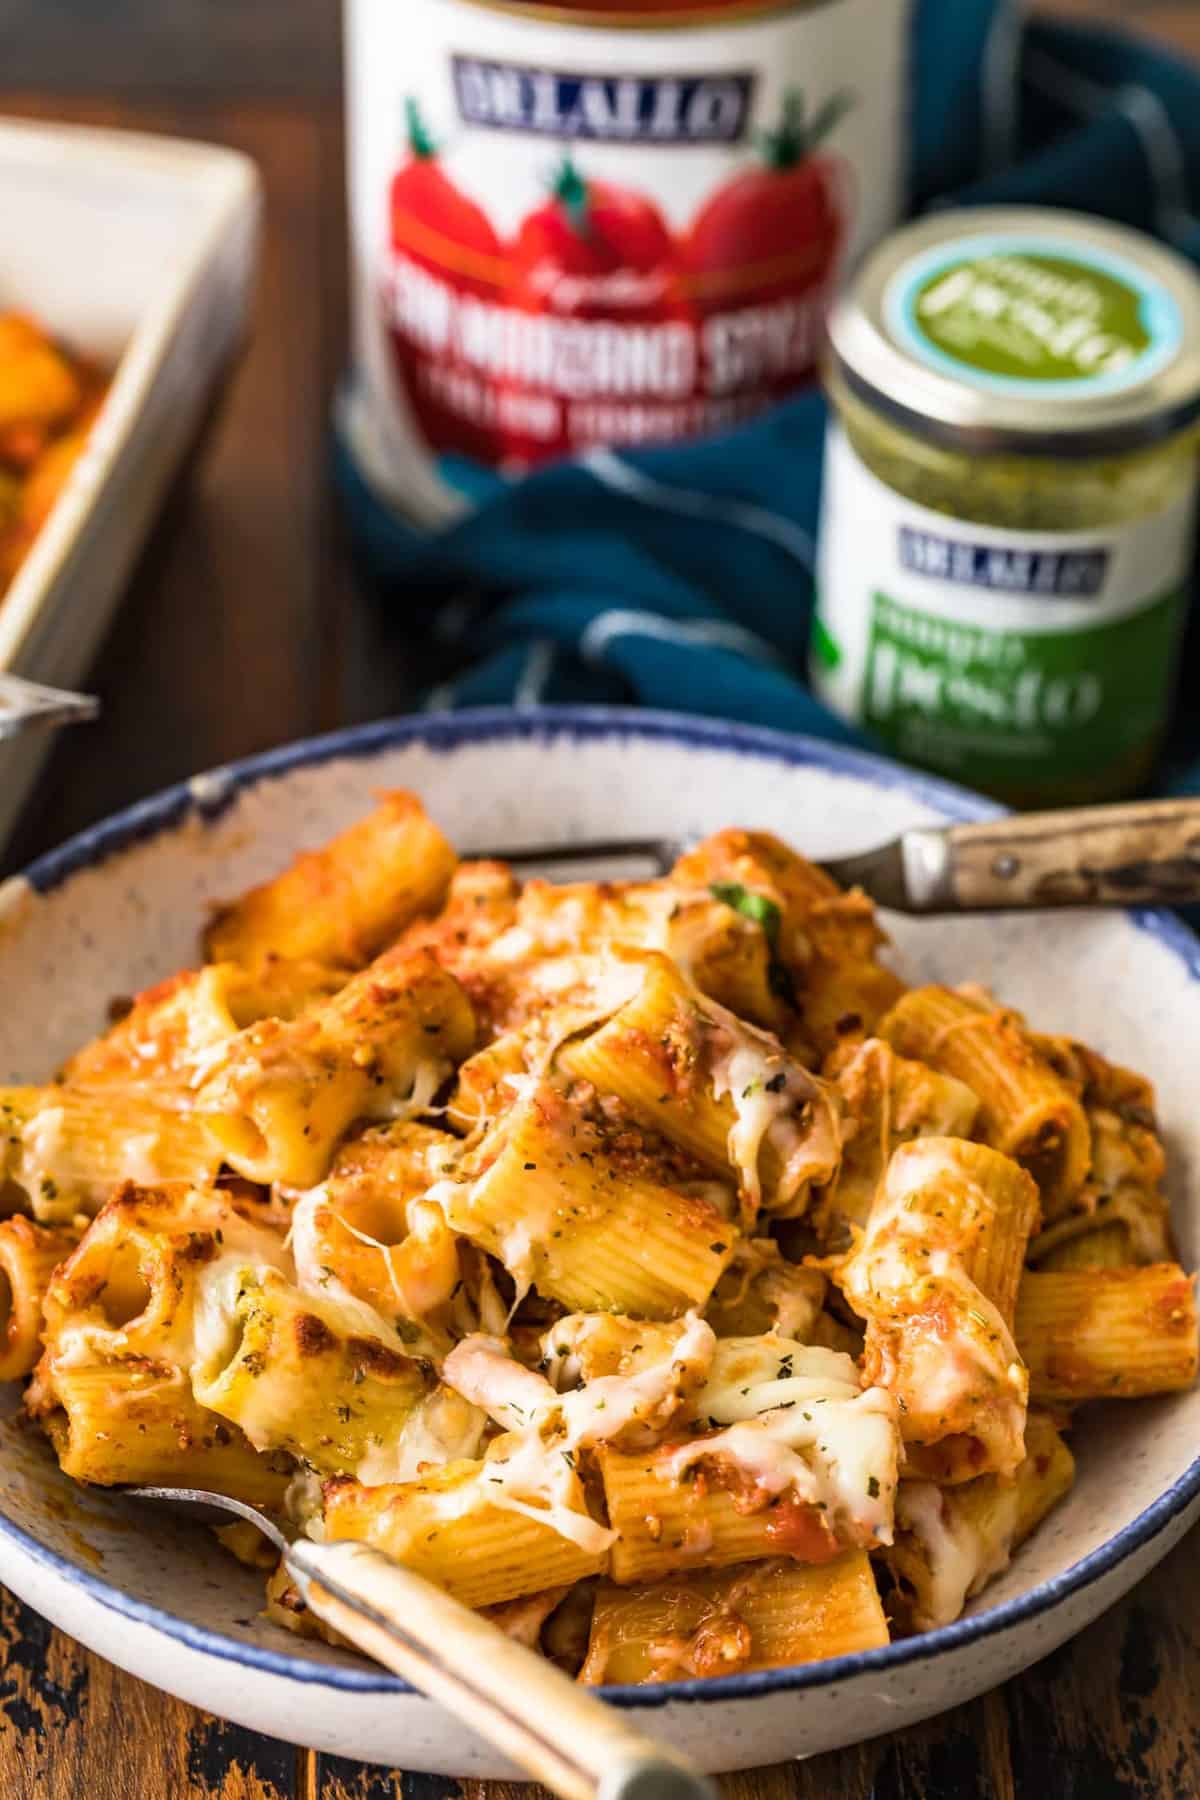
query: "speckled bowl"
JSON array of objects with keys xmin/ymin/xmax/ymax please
[{"xmin": 0, "ymin": 707, "xmax": 1196, "ymax": 1774}]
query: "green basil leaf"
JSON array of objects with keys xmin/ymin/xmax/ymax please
[{"xmin": 708, "ymin": 881, "xmax": 782, "ymax": 948}]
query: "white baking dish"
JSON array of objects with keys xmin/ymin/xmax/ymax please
[{"xmin": 0, "ymin": 118, "xmax": 261, "ymax": 844}]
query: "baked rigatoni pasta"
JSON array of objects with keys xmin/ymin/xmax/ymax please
[
  {"xmin": 879, "ymin": 986, "xmax": 1090, "ymax": 1215},
  {"xmin": 599, "ymin": 1339, "xmax": 899, "ymax": 1582},
  {"xmin": 198, "ymin": 947, "xmax": 475, "ymax": 1187},
  {"xmin": 34, "ymin": 1182, "xmax": 291, "ymax": 1373},
  {"xmin": 579, "ymin": 1554, "xmax": 888, "ymax": 1683},
  {"xmin": 672, "ymin": 829, "xmax": 904, "ymax": 1034},
  {"xmin": 886, "ymin": 1412, "xmax": 1075, "ymax": 1631},
  {"xmin": 558, "ymin": 952, "xmax": 840, "ymax": 1223},
  {"xmin": 5, "ymin": 791, "xmax": 1192, "ymax": 1687},
  {"xmin": 34, "ymin": 1360, "xmax": 292, "ymax": 1503},
  {"xmin": 821, "ymin": 1035, "xmax": 981, "ymax": 1228},
  {"xmin": 205, "ymin": 791, "xmax": 456, "ymax": 969},
  {"xmin": 1026, "ymin": 1038, "xmax": 1172, "ymax": 1270},
  {"xmin": 322, "ymin": 1453, "xmax": 609, "ymax": 1608},
  {"xmin": 288, "ymin": 1122, "xmax": 462, "ymax": 1344},
  {"xmin": 1015, "ymin": 1265, "xmax": 1198, "ymax": 1403},
  {"xmin": 428, "ymin": 1077, "xmax": 734, "ymax": 1317},
  {"xmin": 190, "ymin": 1264, "xmax": 428, "ymax": 1473},
  {"xmin": 0, "ymin": 1083, "xmax": 223, "ymax": 1221},
  {"xmin": 0, "ymin": 1217, "xmax": 79, "ymax": 1380},
  {"xmin": 835, "ymin": 1138, "xmax": 1039, "ymax": 1482},
  {"xmin": 59, "ymin": 960, "xmax": 347, "ymax": 1092}
]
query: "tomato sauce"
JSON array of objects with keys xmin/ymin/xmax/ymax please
[
  {"xmin": 344, "ymin": 0, "xmax": 914, "ymax": 522},
  {"xmin": 763, "ymin": 1496, "xmax": 843, "ymax": 1563},
  {"xmin": 702, "ymin": 1455, "xmax": 844, "ymax": 1564}
]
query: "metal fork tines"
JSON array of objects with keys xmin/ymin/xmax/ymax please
[{"xmin": 467, "ymin": 837, "xmax": 684, "ymax": 881}]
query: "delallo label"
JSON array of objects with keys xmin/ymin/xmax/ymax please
[
  {"xmin": 451, "ymin": 60, "xmax": 758, "ymax": 143},
  {"xmin": 344, "ymin": 0, "xmax": 912, "ymax": 522}
]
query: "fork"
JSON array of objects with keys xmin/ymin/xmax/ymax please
[
  {"xmin": 0, "ymin": 672, "xmax": 98, "ymax": 740},
  {"xmin": 469, "ymin": 796, "xmax": 1200, "ymax": 913},
  {"xmin": 126, "ymin": 1486, "xmax": 717, "ymax": 1800}
]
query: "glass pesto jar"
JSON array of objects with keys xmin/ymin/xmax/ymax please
[{"xmin": 811, "ymin": 208, "xmax": 1200, "ymax": 805}]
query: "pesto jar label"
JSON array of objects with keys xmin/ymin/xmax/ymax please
[
  {"xmin": 886, "ymin": 234, "xmax": 1183, "ymax": 398},
  {"xmin": 811, "ymin": 426, "xmax": 1195, "ymax": 801}
]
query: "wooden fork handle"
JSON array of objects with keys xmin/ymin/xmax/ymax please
[
  {"xmin": 289, "ymin": 1540, "xmax": 717, "ymax": 1800},
  {"xmin": 911, "ymin": 799, "xmax": 1200, "ymax": 910}
]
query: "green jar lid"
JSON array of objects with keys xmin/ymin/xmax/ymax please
[{"xmin": 828, "ymin": 207, "xmax": 1200, "ymax": 457}]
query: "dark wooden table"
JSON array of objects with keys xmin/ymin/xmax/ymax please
[{"xmin": 2, "ymin": 1, "xmax": 1200, "ymax": 1794}]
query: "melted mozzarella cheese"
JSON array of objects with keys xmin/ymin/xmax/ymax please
[
  {"xmin": 897, "ymin": 1480, "xmax": 1019, "ymax": 1628},
  {"xmin": 438, "ymin": 1316, "xmax": 718, "ymax": 1556},
  {"xmin": 671, "ymin": 1338, "xmax": 899, "ymax": 1545},
  {"xmin": 375, "ymin": 1417, "xmax": 613, "ymax": 1557},
  {"xmin": 397, "ymin": 1197, "xmax": 461, "ymax": 1319},
  {"xmin": 711, "ymin": 1043, "xmax": 788, "ymax": 1211},
  {"xmin": 190, "ymin": 1253, "xmax": 262, "ymax": 1386},
  {"xmin": 371, "ymin": 1055, "xmax": 446, "ymax": 1125},
  {"xmin": 191, "ymin": 1248, "xmax": 417, "ymax": 1404},
  {"xmin": 300, "ymin": 1270, "xmax": 418, "ymax": 1361},
  {"xmin": 443, "ymin": 1335, "xmax": 560, "ymax": 1434},
  {"xmin": 842, "ymin": 1152, "xmax": 1027, "ymax": 1439},
  {"xmin": 540, "ymin": 1311, "xmax": 678, "ymax": 1392},
  {"xmin": 186, "ymin": 1037, "xmax": 238, "ymax": 1089},
  {"xmin": 500, "ymin": 887, "xmax": 681, "ymax": 960},
  {"xmin": 667, "ymin": 1382, "xmax": 898, "ymax": 1546},
  {"xmin": 120, "ymin": 1129, "xmax": 174, "ymax": 1186},
  {"xmin": 354, "ymin": 1385, "xmax": 487, "ymax": 1487},
  {"xmin": 692, "ymin": 1336, "xmax": 861, "ymax": 1420},
  {"xmin": 288, "ymin": 1187, "xmax": 452, "ymax": 1350},
  {"xmin": 445, "ymin": 1314, "xmax": 715, "ymax": 1453},
  {"xmin": 476, "ymin": 1428, "xmax": 616, "ymax": 1555},
  {"xmin": 703, "ymin": 1000, "xmax": 839, "ymax": 1218},
  {"xmin": 19, "ymin": 1104, "xmax": 67, "ymax": 1191},
  {"xmin": 556, "ymin": 1311, "xmax": 715, "ymax": 1448}
]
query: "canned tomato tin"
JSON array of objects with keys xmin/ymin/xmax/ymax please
[{"xmin": 343, "ymin": 0, "xmax": 914, "ymax": 523}]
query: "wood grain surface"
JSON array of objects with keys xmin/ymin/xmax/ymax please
[{"xmin": 2, "ymin": 2, "xmax": 1200, "ymax": 1796}]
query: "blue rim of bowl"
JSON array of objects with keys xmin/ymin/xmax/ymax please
[{"xmin": 5, "ymin": 703, "xmax": 1200, "ymax": 1710}]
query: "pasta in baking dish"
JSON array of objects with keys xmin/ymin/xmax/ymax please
[{"xmin": 9, "ymin": 793, "xmax": 1197, "ymax": 1680}]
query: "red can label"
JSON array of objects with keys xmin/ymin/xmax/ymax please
[{"xmin": 345, "ymin": 0, "xmax": 912, "ymax": 520}]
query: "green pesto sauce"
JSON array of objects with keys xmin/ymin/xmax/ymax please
[{"xmin": 831, "ymin": 370, "xmax": 1198, "ymax": 533}]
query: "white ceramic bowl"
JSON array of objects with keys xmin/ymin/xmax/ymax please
[
  {"xmin": 0, "ymin": 707, "xmax": 1196, "ymax": 1774},
  {"xmin": 0, "ymin": 117, "xmax": 260, "ymax": 845}
]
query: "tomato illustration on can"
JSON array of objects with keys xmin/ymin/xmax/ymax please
[
  {"xmin": 514, "ymin": 159, "xmax": 678, "ymax": 317},
  {"xmin": 503, "ymin": 158, "xmax": 693, "ymax": 464},
  {"xmin": 384, "ymin": 98, "xmax": 510, "ymax": 464},
  {"xmin": 682, "ymin": 90, "xmax": 854, "ymax": 402}
]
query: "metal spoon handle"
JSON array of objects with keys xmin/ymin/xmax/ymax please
[
  {"xmin": 901, "ymin": 798, "xmax": 1200, "ymax": 911},
  {"xmin": 0, "ymin": 672, "xmax": 98, "ymax": 740},
  {"xmin": 288, "ymin": 1540, "xmax": 716, "ymax": 1800}
]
